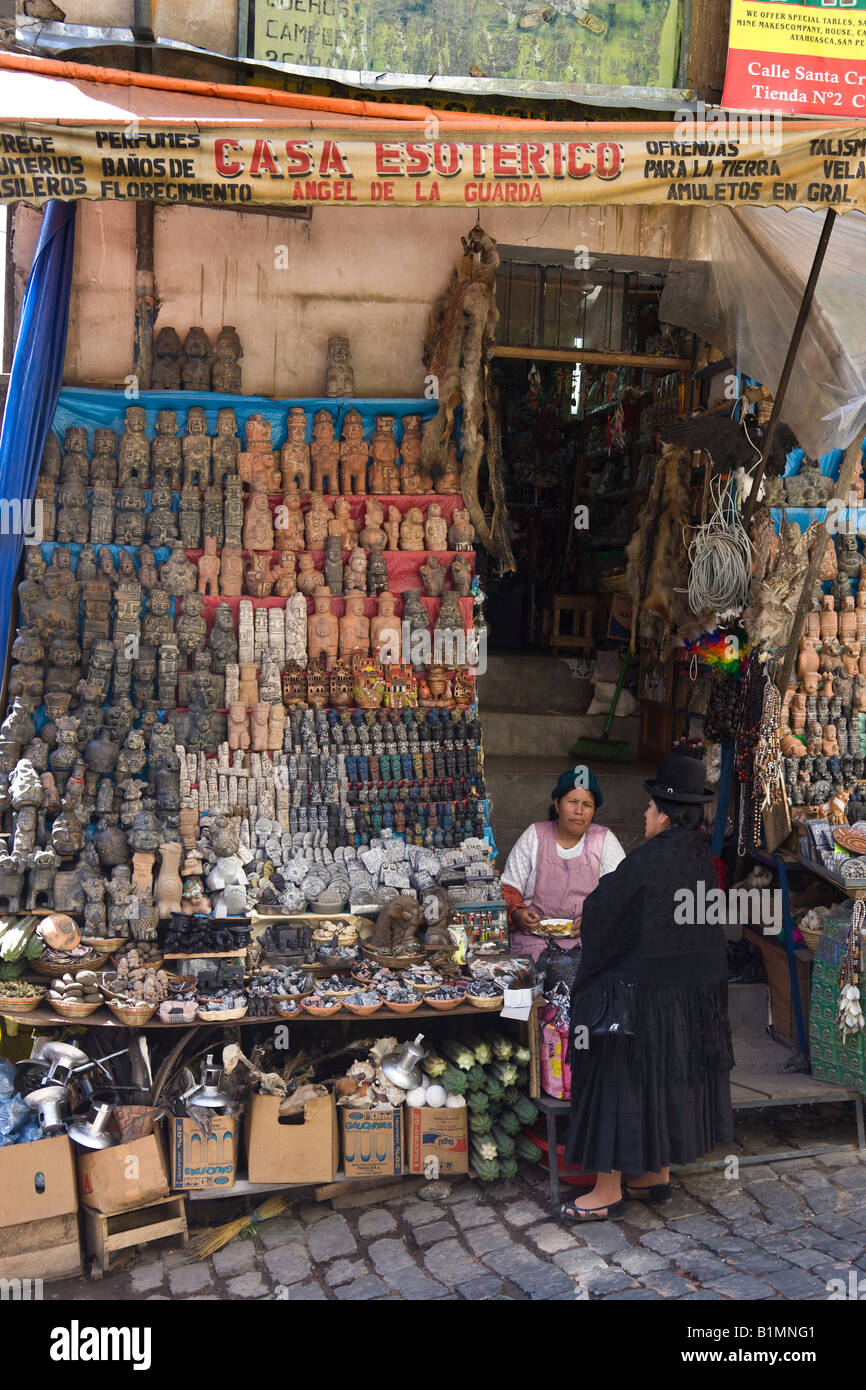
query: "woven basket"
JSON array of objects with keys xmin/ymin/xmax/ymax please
[
  {"xmin": 0, "ymin": 993, "xmax": 46, "ymax": 1014},
  {"xmin": 33, "ymin": 951, "xmax": 108, "ymax": 976},
  {"xmin": 105, "ymin": 1001, "xmax": 158, "ymax": 1025},
  {"xmin": 798, "ymin": 923, "xmax": 824, "ymax": 952},
  {"xmin": 80, "ymin": 937, "xmax": 127, "ymax": 953},
  {"xmin": 48, "ymin": 998, "xmax": 102, "ymax": 1019},
  {"xmin": 362, "ymin": 944, "xmax": 426, "ymax": 969},
  {"xmin": 196, "ymin": 1006, "xmax": 248, "ymax": 1022},
  {"xmin": 466, "ymin": 993, "xmax": 505, "ymax": 1012}
]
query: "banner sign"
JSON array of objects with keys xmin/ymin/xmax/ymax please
[
  {"xmin": 247, "ymin": 0, "xmax": 682, "ymax": 93},
  {"xmin": 2, "ymin": 120, "xmax": 865, "ymax": 211},
  {"xmin": 722, "ymin": 0, "xmax": 866, "ymax": 117}
]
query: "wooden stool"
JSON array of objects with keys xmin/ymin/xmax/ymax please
[
  {"xmin": 550, "ymin": 594, "xmax": 598, "ymax": 651},
  {"xmin": 83, "ymin": 1193, "xmax": 188, "ymax": 1279}
]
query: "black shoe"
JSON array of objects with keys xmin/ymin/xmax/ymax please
[
  {"xmin": 559, "ymin": 1197, "xmax": 626, "ymax": 1223},
  {"xmin": 623, "ymin": 1182, "xmax": 672, "ymax": 1204}
]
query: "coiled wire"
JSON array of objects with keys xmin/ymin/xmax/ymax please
[{"xmin": 686, "ymin": 475, "xmax": 753, "ymax": 617}]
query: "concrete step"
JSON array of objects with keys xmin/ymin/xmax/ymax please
[
  {"xmin": 480, "ymin": 705, "xmax": 639, "ymax": 759},
  {"xmin": 478, "ymin": 652, "xmax": 591, "ymax": 711},
  {"xmin": 728, "ymin": 982, "xmax": 771, "ymax": 1035}
]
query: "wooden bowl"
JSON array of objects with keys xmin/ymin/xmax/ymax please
[
  {"xmin": 48, "ymin": 997, "xmax": 103, "ymax": 1020},
  {"xmin": 105, "ymin": 1001, "xmax": 158, "ymax": 1026},
  {"xmin": 0, "ymin": 992, "xmax": 46, "ymax": 1014},
  {"xmin": 303, "ymin": 998, "xmax": 343, "ymax": 1017},
  {"xmin": 466, "ymin": 993, "xmax": 504, "ymax": 1011},
  {"xmin": 425, "ymin": 995, "xmax": 462, "ymax": 1012},
  {"xmin": 383, "ymin": 998, "xmax": 422, "ymax": 1015},
  {"xmin": 342, "ymin": 999, "xmax": 382, "ymax": 1016}
]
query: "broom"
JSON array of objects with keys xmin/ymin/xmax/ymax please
[
  {"xmin": 570, "ymin": 645, "xmax": 631, "ymax": 764},
  {"xmin": 186, "ymin": 1193, "xmax": 294, "ymax": 1260}
]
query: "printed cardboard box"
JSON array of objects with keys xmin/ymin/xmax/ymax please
[
  {"xmin": 78, "ymin": 1131, "xmax": 170, "ymax": 1213},
  {"xmin": 340, "ymin": 1104, "xmax": 403, "ymax": 1178},
  {"xmin": 406, "ymin": 1105, "xmax": 468, "ymax": 1176},
  {"xmin": 171, "ymin": 1116, "xmax": 237, "ymax": 1191},
  {"xmin": 246, "ymin": 1093, "xmax": 338, "ymax": 1185},
  {"xmin": 0, "ymin": 1135, "xmax": 78, "ymax": 1227}
]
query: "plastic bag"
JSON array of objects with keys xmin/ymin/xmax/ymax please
[{"xmin": 0, "ymin": 1060, "xmax": 41, "ymax": 1146}]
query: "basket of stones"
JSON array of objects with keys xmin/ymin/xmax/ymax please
[
  {"xmin": 247, "ymin": 968, "xmax": 315, "ymax": 1017},
  {"xmin": 318, "ymin": 973, "xmax": 354, "ymax": 1000},
  {"xmin": 381, "ymin": 984, "xmax": 423, "ymax": 1015},
  {"xmin": 0, "ymin": 981, "xmax": 47, "ymax": 1014},
  {"xmin": 302, "ymin": 992, "xmax": 343, "ymax": 1017},
  {"xmin": 425, "ymin": 983, "xmax": 464, "ymax": 1012},
  {"xmin": 197, "ymin": 988, "xmax": 248, "ymax": 1022},
  {"xmin": 465, "ymin": 980, "xmax": 505, "ymax": 1011},
  {"xmin": 401, "ymin": 968, "xmax": 443, "ymax": 994},
  {"xmin": 47, "ymin": 971, "xmax": 103, "ymax": 1018},
  {"xmin": 342, "ymin": 989, "xmax": 382, "ymax": 1017}
]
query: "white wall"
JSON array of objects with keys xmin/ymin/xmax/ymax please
[{"xmin": 21, "ymin": 199, "xmax": 692, "ymax": 395}]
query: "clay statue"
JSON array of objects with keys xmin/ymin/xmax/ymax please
[
  {"xmin": 209, "ymin": 603, "xmax": 238, "ymax": 674},
  {"xmin": 308, "ymin": 588, "xmax": 339, "ymax": 667},
  {"xmin": 182, "ymin": 327, "xmax": 213, "ymax": 391},
  {"xmin": 371, "ymin": 592, "xmax": 401, "ymax": 663},
  {"xmin": 369, "ymin": 416, "xmax": 401, "ymax": 493},
  {"xmin": 238, "ymin": 414, "xmax": 280, "ymax": 492},
  {"xmin": 152, "ymin": 326, "xmax": 183, "ymax": 390},
  {"xmin": 450, "ymin": 554, "xmax": 472, "ymax": 596},
  {"xmin": 311, "ymin": 411, "xmax": 341, "ymax": 496},
  {"xmin": 329, "ymin": 497, "xmax": 357, "ymax": 549},
  {"xmin": 228, "ymin": 702, "xmax": 250, "ymax": 750},
  {"xmin": 448, "ymin": 506, "xmax": 476, "ymax": 549},
  {"xmin": 245, "ymin": 551, "xmax": 276, "ymax": 598},
  {"xmin": 276, "ymin": 491, "xmax": 305, "ymax": 552},
  {"xmin": 147, "ymin": 484, "xmax": 179, "ymax": 547},
  {"xmin": 436, "ymin": 440, "xmax": 462, "ymax": 494},
  {"xmin": 366, "ymin": 542, "xmax": 388, "ymax": 597},
  {"xmin": 339, "ymin": 592, "xmax": 370, "ymax": 661},
  {"xmin": 325, "ymin": 335, "xmax": 354, "ymax": 397},
  {"xmin": 420, "ymin": 555, "xmax": 447, "ymax": 596},
  {"xmin": 297, "ymin": 553, "xmax": 325, "ymax": 596},
  {"xmin": 400, "ymin": 507, "xmax": 425, "ymax": 551},
  {"xmin": 359, "ymin": 498, "xmax": 386, "ymax": 550},
  {"xmin": 271, "ymin": 553, "xmax": 297, "ymax": 597},
  {"xmin": 182, "ymin": 406, "xmax": 212, "ymax": 489},
  {"xmin": 177, "ymin": 591, "xmax": 207, "ymax": 658},
  {"xmin": 159, "ymin": 540, "xmax": 198, "ymax": 596},
  {"xmin": 250, "ymin": 702, "xmax": 270, "ymax": 752},
  {"xmin": 211, "ymin": 324, "xmax": 243, "ymax": 394},
  {"xmin": 244, "ymin": 490, "xmax": 275, "ymax": 551},
  {"xmin": 198, "ymin": 536, "xmax": 221, "ymax": 595},
  {"xmin": 384, "ymin": 506, "xmax": 402, "ymax": 551},
  {"xmin": 425, "ymin": 501, "xmax": 448, "ymax": 551},
  {"xmin": 344, "ymin": 546, "xmax": 367, "ymax": 593},
  {"xmin": 400, "ymin": 415, "xmax": 432, "ymax": 493},
  {"xmin": 152, "ymin": 409, "xmax": 182, "ymax": 491},
  {"xmin": 219, "ymin": 545, "xmax": 244, "ymax": 597},
  {"xmin": 212, "ymin": 408, "xmax": 240, "ymax": 489},
  {"xmin": 340, "ymin": 408, "xmax": 369, "ymax": 494},
  {"xmin": 156, "ymin": 841, "xmax": 184, "ymax": 917},
  {"xmin": 280, "ymin": 407, "xmax": 311, "ymax": 492},
  {"xmin": 305, "ymin": 492, "xmax": 331, "ymax": 550},
  {"xmin": 118, "ymin": 406, "xmax": 150, "ymax": 488},
  {"xmin": 179, "ymin": 486, "xmax": 202, "ymax": 549}
]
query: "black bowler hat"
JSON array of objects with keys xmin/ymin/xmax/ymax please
[{"xmin": 644, "ymin": 754, "xmax": 714, "ymax": 805}]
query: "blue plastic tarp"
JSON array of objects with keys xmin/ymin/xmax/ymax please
[{"xmin": 0, "ymin": 200, "xmax": 75, "ymax": 646}]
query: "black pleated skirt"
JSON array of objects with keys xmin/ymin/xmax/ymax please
[{"xmin": 565, "ymin": 977, "xmax": 734, "ymax": 1174}]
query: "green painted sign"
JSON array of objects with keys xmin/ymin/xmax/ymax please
[{"xmin": 248, "ymin": 0, "xmax": 683, "ymax": 91}]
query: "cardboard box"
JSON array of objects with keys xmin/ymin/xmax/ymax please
[
  {"xmin": 0, "ymin": 1211, "xmax": 81, "ymax": 1283},
  {"xmin": 0, "ymin": 1135, "xmax": 78, "ymax": 1227},
  {"xmin": 78, "ymin": 1132, "xmax": 169, "ymax": 1214},
  {"xmin": 340, "ymin": 1105, "xmax": 403, "ymax": 1178},
  {"xmin": 171, "ymin": 1116, "xmax": 237, "ymax": 1191},
  {"xmin": 246, "ymin": 1093, "xmax": 338, "ymax": 1185},
  {"xmin": 406, "ymin": 1105, "xmax": 468, "ymax": 1176}
]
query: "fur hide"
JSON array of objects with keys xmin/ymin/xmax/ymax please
[
  {"xmin": 421, "ymin": 226, "xmax": 515, "ymax": 571},
  {"xmin": 740, "ymin": 521, "xmax": 812, "ymax": 650},
  {"xmin": 625, "ymin": 444, "xmax": 692, "ymax": 648}
]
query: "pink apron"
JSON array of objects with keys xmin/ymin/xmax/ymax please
[{"xmin": 511, "ymin": 821, "xmax": 607, "ymax": 963}]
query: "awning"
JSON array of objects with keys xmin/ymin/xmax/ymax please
[{"xmin": 2, "ymin": 53, "xmax": 866, "ymax": 212}]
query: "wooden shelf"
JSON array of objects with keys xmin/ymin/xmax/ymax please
[
  {"xmin": 163, "ymin": 949, "xmax": 247, "ymax": 959},
  {"xmin": 2, "ymin": 1000, "xmax": 497, "ymax": 1028}
]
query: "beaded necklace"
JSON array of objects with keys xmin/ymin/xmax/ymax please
[{"xmin": 838, "ymin": 899, "xmax": 865, "ymax": 1038}]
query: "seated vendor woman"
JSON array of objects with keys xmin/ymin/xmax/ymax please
[{"xmin": 501, "ymin": 768, "xmax": 625, "ymax": 960}]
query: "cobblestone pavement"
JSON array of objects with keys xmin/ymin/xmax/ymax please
[{"xmin": 49, "ymin": 1112, "xmax": 866, "ymax": 1302}]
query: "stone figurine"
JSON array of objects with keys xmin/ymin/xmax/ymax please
[
  {"xmin": 181, "ymin": 327, "xmax": 213, "ymax": 391},
  {"xmin": 325, "ymin": 335, "xmax": 354, "ymax": 397},
  {"xmin": 211, "ymin": 325, "xmax": 243, "ymax": 394}
]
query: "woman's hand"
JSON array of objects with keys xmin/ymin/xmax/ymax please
[{"xmin": 512, "ymin": 907, "xmax": 542, "ymax": 932}]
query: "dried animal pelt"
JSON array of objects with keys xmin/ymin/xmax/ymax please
[
  {"xmin": 421, "ymin": 225, "xmax": 515, "ymax": 571},
  {"xmin": 625, "ymin": 444, "xmax": 692, "ymax": 647},
  {"xmin": 221, "ymin": 1042, "xmax": 289, "ymax": 1099},
  {"xmin": 740, "ymin": 520, "xmax": 812, "ymax": 650}
]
